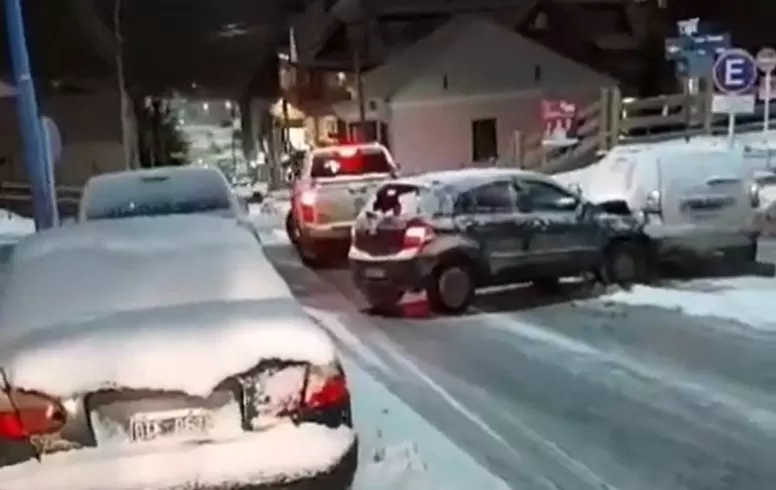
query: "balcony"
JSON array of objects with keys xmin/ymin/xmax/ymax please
[{"xmin": 280, "ymin": 64, "xmax": 352, "ymax": 114}]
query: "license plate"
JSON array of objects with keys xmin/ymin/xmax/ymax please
[
  {"xmin": 363, "ymin": 267, "xmax": 386, "ymax": 279},
  {"xmin": 129, "ymin": 409, "xmax": 212, "ymax": 443}
]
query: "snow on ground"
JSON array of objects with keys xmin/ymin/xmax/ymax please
[
  {"xmin": 344, "ymin": 357, "xmax": 510, "ymax": 490},
  {"xmin": 0, "ymin": 423, "xmax": 354, "ymax": 490},
  {"xmin": 248, "ymin": 189, "xmax": 291, "ymax": 231},
  {"xmin": 599, "ymin": 276, "xmax": 776, "ymax": 331},
  {"xmin": 0, "ymin": 209, "xmax": 34, "ymax": 243}
]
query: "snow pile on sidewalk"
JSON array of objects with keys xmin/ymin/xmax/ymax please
[
  {"xmin": 344, "ymin": 358, "xmax": 510, "ymax": 490},
  {"xmin": 248, "ymin": 189, "xmax": 291, "ymax": 229},
  {"xmin": 0, "ymin": 209, "xmax": 34, "ymax": 241},
  {"xmin": 600, "ymin": 277, "xmax": 776, "ymax": 331}
]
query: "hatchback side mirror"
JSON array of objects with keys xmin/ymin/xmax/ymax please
[{"xmin": 0, "ymin": 389, "xmax": 67, "ymax": 439}]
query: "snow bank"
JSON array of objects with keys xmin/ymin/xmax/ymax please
[
  {"xmin": 0, "ymin": 215, "xmax": 337, "ymax": 396},
  {"xmin": 249, "ymin": 190, "xmax": 292, "ymax": 230},
  {"xmin": 0, "ymin": 422, "xmax": 354, "ymax": 490},
  {"xmin": 0, "ymin": 209, "xmax": 34, "ymax": 241},
  {"xmin": 344, "ymin": 358, "xmax": 509, "ymax": 490},
  {"xmin": 601, "ymin": 277, "xmax": 776, "ymax": 330}
]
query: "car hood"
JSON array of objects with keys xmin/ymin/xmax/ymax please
[{"xmin": 0, "ymin": 299, "xmax": 336, "ymax": 398}]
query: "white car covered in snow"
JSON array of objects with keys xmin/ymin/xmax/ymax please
[
  {"xmin": 0, "ymin": 215, "xmax": 357, "ymax": 489},
  {"xmin": 77, "ymin": 166, "xmax": 247, "ymax": 222}
]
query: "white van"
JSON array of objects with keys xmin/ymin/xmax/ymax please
[{"xmin": 555, "ymin": 144, "xmax": 760, "ymax": 263}]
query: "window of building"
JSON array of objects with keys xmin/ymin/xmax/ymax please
[{"xmin": 471, "ymin": 118, "xmax": 498, "ymax": 162}]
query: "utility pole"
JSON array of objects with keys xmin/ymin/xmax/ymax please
[
  {"xmin": 352, "ymin": 22, "xmax": 366, "ymax": 140},
  {"xmin": 114, "ymin": 0, "xmax": 133, "ymax": 169}
]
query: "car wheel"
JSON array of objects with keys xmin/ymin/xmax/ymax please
[
  {"xmin": 286, "ymin": 211, "xmax": 299, "ymax": 245},
  {"xmin": 730, "ymin": 239, "xmax": 758, "ymax": 263},
  {"xmin": 298, "ymin": 244, "xmax": 325, "ymax": 268},
  {"xmin": 602, "ymin": 241, "xmax": 648, "ymax": 287},
  {"xmin": 427, "ymin": 261, "xmax": 475, "ymax": 314},
  {"xmin": 365, "ymin": 288, "xmax": 403, "ymax": 315}
]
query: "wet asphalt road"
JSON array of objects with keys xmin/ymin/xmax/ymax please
[{"xmin": 262, "ymin": 237, "xmax": 776, "ymax": 490}]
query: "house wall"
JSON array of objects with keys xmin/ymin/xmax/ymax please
[
  {"xmin": 388, "ymin": 88, "xmax": 599, "ymax": 175},
  {"xmin": 0, "ymin": 91, "xmax": 125, "ymax": 188}
]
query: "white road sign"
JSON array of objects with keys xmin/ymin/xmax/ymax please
[{"xmin": 756, "ymin": 47, "xmax": 776, "ymax": 72}]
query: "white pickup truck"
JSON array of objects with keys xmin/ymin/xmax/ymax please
[{"xmin": 287, "ymin": 142, "xmax": 399, "ymax": 266}]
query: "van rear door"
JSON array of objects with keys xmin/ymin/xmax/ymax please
[{"xmin": 658, "ymin": 151, "xmax": 753, "ymax": 233}]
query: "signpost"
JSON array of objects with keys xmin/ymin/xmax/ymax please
[
  {"xmin": 756, "ymin": 47, "xmax": 776, "ymax": 132},
  {"xmin": 712, "ymin": 49, "xmax": 758, "ymax": 145},
  {"xmin": 665, "ymin": 18, "xmax": 730, "ymax": 80},
  {"xmin": 541, "ymin": 100, "xmax": 577, "ymax": 148}
]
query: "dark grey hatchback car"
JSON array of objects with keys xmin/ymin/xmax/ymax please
[{"xmin": 348, "ymin": 167, "xmax": 649, "ymax": 314}]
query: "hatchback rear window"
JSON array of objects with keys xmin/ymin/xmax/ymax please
[
  {"xmin": 365, "ymin": 183, "xmax": 445, "ymax": 217},
  {"xmin": 311, "ymin": 147, "xmax": 392, "ymax": 178},
  {"xmin": 83, "ymin": 170, "xmax": 234, "ymax": 221}
]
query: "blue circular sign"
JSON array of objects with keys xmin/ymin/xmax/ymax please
[{"xmin": 713, "ymin": 49, "xmax": 758, "ymax": 94}]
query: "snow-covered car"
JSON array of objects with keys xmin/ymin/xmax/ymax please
[
  {"xmin": 77, "ymin": 166, "xmax": 245, "ymax": 222},
  {"xmin": 0, "ymin": 215, "xmax": 357, "ymax": 490}
]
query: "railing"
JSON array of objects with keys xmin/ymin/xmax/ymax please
[
  {"xmin": 519, "ymin": 86, "xmax": 776, "ymax": 174},
  {"xmin": 0, "ymin": 182, "xmax": 82, "ymax": 219}
]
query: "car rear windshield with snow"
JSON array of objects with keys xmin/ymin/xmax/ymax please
[
  {"xmin": 365, "ymin": 183, "xmax": 443, "ymax": 218},
  {"xmin": 83, "ymin": 171, "xmax": 233, "ymax": 221},
  {"xmin": 310, "ymin": 148, "xmax": 392, "ymax": 178}
]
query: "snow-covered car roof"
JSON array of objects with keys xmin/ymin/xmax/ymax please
[
  {"xmin": 0, "ymin": 215, "xmax": 336, "ymax": 397},
  {"xmin": 394, "ymin": 167, "xmax": 558, "ymax": 191}
]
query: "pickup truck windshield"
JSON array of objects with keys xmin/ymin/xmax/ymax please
[
  {"xmin": 83, "ymin": 171, "xmax": 233, "ymax": 221},
  {"xmin": 311, "ymin": 148, "xmax": 392, "ymax": 178}
]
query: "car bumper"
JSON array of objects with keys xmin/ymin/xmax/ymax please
[
  {"xmin": 646, "ymin": 225, "xmax": 758, "ymax": 258},
  {"xmin": 300, "ymin": 223, "xmax": 354, "ymax": 242},
  {"xmin": 0, "ymin": 423, "xmax": 357, "ymax": 490},
  {"xmin": 351, "ymin": 256, "xmax": 433, "ymax": 294}
]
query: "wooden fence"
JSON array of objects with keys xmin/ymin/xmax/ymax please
[{"xmin": 518, "ymin": 85, "xmax": 776, "ymax": 174}]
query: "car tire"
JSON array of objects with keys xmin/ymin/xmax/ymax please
[
  {"xmin": 286, "ymin": 211, "xmax": 299, "ymax": 245},
  {"xmin": 427, "ymin": 261, "xmax": 475, "ymax": 314},
  {"xmin": 732, "ymin": 239, "xmax": 758, "ymax": 263},
  {"xmin": 365, "ymin": 288, "xmax": 403, "ymax": 315},
  {"xmin": 298, "ymin": 243, "xmax": 325, "ymax": 268},
  {"xmin": 602, "ymin": 241, "xmax": 648, "ymax": 287}
]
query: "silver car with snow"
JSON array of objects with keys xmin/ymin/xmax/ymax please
[{"xmin": 0, "ymin": 215, "xmax": 357, "ymax": 490}]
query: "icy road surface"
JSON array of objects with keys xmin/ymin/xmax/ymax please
[{"xmin": 262, "ymin": 231, "xmax": 776, "ymax": 490}]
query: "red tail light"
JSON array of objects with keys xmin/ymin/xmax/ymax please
[
  {"xmin": 0, "ymin": 390, "xmax": 67, "ymax": 440},
  {"xmin": 403, "ymin": 219, "xmax": 435, "ymax": 250},
  {"xmin": 303, "ymin": 364, "xmax": 350, "ymax": 410},
  {"xmin": 299, "ymin": 189, "xmax": 317, "ymax": 223}
]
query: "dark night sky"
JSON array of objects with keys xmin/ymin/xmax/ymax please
[
  {"xmin": 0, "ymin": 0, "xmax": 775, "ymax": 97},
  {"xmin": 0, "ymin": 0, "xmax": 306, "ymax": 96}
]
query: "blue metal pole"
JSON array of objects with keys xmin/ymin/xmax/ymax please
[{"xmin": 4, "ymin": 0, "xmax": 53, "ymax": 229}]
